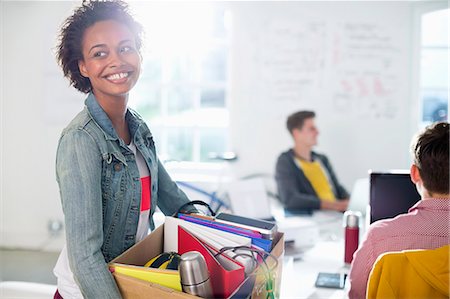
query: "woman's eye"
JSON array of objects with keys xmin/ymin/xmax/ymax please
[
  {"xmin": 120, "ymin": 46, "xmax": 133, "ymax": 53},
  {"xmin": 93, "ymin": 51, "xmax": 107, "ymax": 58}
]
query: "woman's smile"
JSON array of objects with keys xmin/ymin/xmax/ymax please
[{"xmin": 104, "ymin": 70, "xmax": 133, "ymax": 84}]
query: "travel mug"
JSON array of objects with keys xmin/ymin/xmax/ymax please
[
  {"xmin": 179, "ymin": 251, "xmax": 213, "ymax": 298},
  {"xmin": 343, "ymin": 211, "xmax": 361, "ymax": 264}
]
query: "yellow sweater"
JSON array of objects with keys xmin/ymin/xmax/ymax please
[
  {"xmin": 367, "ymin": 245, "xmax": 450, "ymax": 299},
  {"xmin": 297, "ymin": 158, "xmax": 335, "ymax": 202}
]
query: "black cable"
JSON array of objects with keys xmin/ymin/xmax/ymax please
[
  {"xmin": 214, "ymin": 246, "xmax": 278, "ymax": 299},
  {"xmin": 174, "ymin": 200, "xmax": 216, "ymax": 217},
  {"xmin": 214, "ymin": 246, "xmax": 278, "ymax": 272}
]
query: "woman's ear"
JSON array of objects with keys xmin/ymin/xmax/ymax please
[
  {"xmin": 410, "ymin": 164, "xmax": 421, "ymax": 184},
  {"xmin": 78, "ymin": 60, "xmax": 88, "ymax": 78}
]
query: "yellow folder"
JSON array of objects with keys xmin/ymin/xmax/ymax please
[{"xmin": 110, "ymin": 263, "xmax": 182, "ymax": 291}]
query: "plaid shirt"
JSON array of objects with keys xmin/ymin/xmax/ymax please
[{"xmin": 348, "ymin": 198, "xmax": 450, "ymax": 299}]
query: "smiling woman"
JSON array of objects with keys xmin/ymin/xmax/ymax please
[
  {"xmin": 78, "ymin": 20, "xmax": 141, "ymax": 112},
  {"xmin": 53, "ymin": 1, "xmax": 195, "ymax": 298}
]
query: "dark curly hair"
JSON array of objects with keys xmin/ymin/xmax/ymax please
[
  {"xmin": 411, "ymin": 122, "xmax": 449, "ymax": 195},
  {"xmin": 56, "ymin": 0, "xmax": 143, "ymax": 93}
]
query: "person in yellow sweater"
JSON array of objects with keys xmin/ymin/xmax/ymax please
[{"xmin": 275, "ymin": 111, "xmax": 349, "ymax": 213}]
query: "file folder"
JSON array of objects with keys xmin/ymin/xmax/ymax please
[
  {"xmin": 178, "ymin": 226, "xmax": 246, "ymax": 298},
  {"xmin": 110, "ymin": 264, "xmax": 182, "ymax": 291},
  {"xmin": 164, "ymin": 216, "xmax": 251, "ymax": 253},
  {"xmin": 178, "ymin": 214, "xmax": 273, "ymax": 252},
  {"xmin": 178, "ymin": 214, "xmax": 262, "ymax": 239},
  {"xmin": 164, "ymin": 216, "xmax": 255, "ymax": 272}
]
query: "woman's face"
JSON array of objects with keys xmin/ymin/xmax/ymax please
[{"xmin": 78, "ymin": 20, "xmax": 141, "ymax": 100}]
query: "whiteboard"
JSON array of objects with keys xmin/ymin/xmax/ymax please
[
  {"xmin": 243, "ymin": 7, "xmax": 404, "ymax": 119},
  {"xmin": 228, "ymin": 2, "xmax": 413, "ymax": 188}
]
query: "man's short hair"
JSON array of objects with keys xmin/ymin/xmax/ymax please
[
  {"xmin": 286, "ymin": 111, "xmax": 315, "ymax": 134},
  {"xmin": 411, "ymin": 122, "xmax": 449, "ymax": 194}
]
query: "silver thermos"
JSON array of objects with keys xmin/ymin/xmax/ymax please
[{"xmin": 179, "ymin": 251, "xmax": 213, "ymax": 298}]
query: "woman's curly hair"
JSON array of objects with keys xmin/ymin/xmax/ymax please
[{"xmin": 56, "ymin": 0, "xmax": 143, "ymax": 93}]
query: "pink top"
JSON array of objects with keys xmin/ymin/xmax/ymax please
[{"xmin": 348, "ymin": 198, "xmax": 450, "ymax": 299}]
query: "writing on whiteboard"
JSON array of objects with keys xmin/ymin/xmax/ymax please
[
  {"xmin": 258, "ymin": 20, "xmax": 401, "ymax": 119},
  {"xmin": 331, "ymin": 22, "xmax": 400, "ymax": 119},
  {"xmin": 259, "ymin": 20, "xmax": 326, "ymax": 102}
]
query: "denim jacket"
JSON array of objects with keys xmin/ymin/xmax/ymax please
[{"xmin": 56, "ymin": 93, "xmax": 191, "ymax": 298}]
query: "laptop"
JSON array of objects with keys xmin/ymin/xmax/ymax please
[
  {"xmin": 226, "ymin": 177, "xmax": 274, "ymax": 221},
  {"xmin": 369, "ymin": 171, "xmax": 421, "ymax": 224}
]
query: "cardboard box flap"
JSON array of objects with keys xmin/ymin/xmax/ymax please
[
  {"xmin": 112, "ymin": 225, "xmax": 164, "ymax": 266},
  {"xmin": 270, "ymin": 232, "xmax": 284, "ymax": 258}
]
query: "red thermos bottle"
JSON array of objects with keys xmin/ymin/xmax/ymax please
[{"xmin": 344, "ymin": 211, "xmax": 361, "ymax": 264}]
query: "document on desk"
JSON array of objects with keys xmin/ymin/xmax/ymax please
[{"xmin": 280, "ymin": 211, "xmax": 348, "ymax": 299}]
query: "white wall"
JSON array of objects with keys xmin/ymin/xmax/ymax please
[
  {"xmin": 1, "ymin": 1, "xmax": 82, "ymax": 250},
  {"xmin": 0, "ymin": 1, "xmax": 430, "ymax": 250}
]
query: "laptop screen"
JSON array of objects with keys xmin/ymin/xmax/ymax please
[
  {"xmin": 369, "ymin": 172, "xmax": 421, "ymax": 223},
  {"xmin": 227, "ymin": 178, "xmax": 273, "ymax": 220}
]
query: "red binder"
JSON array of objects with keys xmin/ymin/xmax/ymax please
[{"xmin": 178, "ymin": 226, "xmax": 246, "ymax": 298}]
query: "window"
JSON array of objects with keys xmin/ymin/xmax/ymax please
[
  {"xmin": 419, "ymin": 9, "xmax": 448, "ymax": 124},
  {"xmin": 129, "ymin": 3, "xmax": 230, "ymax": 163}
]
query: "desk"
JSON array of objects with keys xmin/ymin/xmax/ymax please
[{"xmin": 279, "ymin": 211, "xmax": 359, "ymax": 299}]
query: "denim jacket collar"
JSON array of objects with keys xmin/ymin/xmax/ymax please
[{"xmin": 85, "ymin": 93, "xmax": 143, "ymax": 145}]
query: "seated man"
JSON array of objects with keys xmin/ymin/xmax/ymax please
[
  {"xmin": 275, "ymin": 111, "xmax": 349, "ymax": 212},
  {"xmin": 348, "ymin": 122, "xmax": 450, "ymax": 299}
]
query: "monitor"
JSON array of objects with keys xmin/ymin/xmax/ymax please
[{"xmin": 369, "ymin": 171, "xmax": 421, "ymax": 224}]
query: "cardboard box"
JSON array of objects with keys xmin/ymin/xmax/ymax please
[{"xmin": 110, "ymin": 224, "xmax": 284, "ymax": 298}]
